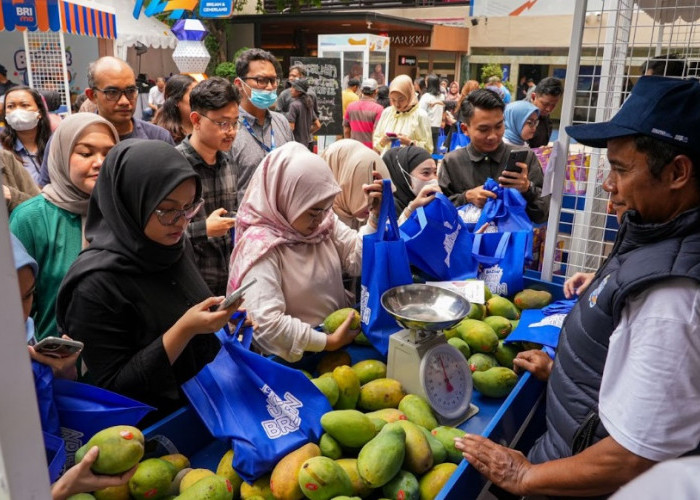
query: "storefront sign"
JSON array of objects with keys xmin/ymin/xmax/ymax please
[
  {"xmin": 292, "ymin": 57, "xmax": 343, "ymax": 136},
  {"xmin": 398, "ymin": 55, "xmax": 417, "ymax": 67},
  {"xmin": 199, "ymin": 0, "xmax": 232, "ymax": 17},
  {"xmin": 390, "ymin": 32, "xmax": 431, "ymax": 47},
  {"xmin": 4, "ymin": 1, "xmax": 38, "ymax": 30}
]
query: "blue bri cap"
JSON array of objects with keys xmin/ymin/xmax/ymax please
[{"xmin": 566, "ymin": 76, "xmax": 700, "ymax": 153}]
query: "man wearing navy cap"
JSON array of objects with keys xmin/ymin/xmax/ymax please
[{"xmin": 454, "ymin": 76, "xmax": 700, "ymax": 497}]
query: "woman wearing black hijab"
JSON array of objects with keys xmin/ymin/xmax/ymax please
[
  {"xmin": 382, "ymin": 145, "xmax": 442, "ymax": 222},
  {"xmin": 56, "ymin": 139, "xmax": 240, "ymax": 423}
]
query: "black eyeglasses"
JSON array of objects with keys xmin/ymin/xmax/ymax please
[
  {"xmin": 154, "ymin": 199, "xmax": 205, "ymax": 226},
  {"xmin": 92, "ymin": 86, "xmax": 139, "ymax": 102},
  {"xmin": 243, "ymin": 76, "xmax": 280, "ymax": 88},
  {"xmin": 199, "ymin": 113, "xmax": 240, "ymax": 132}
]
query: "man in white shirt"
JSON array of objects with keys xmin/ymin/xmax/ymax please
[
  {"xmin": 454, "ymin": 76, "xmax": 700, "ymax": 497},
  {"xmin": 145, "ymin": 76, "xmax": 165, "ymax": 121}
]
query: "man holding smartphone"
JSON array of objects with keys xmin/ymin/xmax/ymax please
[{"xmin": 438, "ymin": 88, "xmax": 549, "ymax": 224}]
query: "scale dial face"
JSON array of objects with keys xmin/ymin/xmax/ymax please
[{"xmin": 420, "ymin": 343, "xmax": 472, "ymax": 420}]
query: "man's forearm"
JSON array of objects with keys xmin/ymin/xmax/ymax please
[{"xmin": 523, "ymin": 437, "xmax": 655, "ymax": 497}]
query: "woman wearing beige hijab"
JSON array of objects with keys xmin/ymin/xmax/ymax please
[
  {"xmin": 321, "ymin": 139, "xmax": 392, "ymax": 230},
  {"xmin": 372, "ymin": 74, "xmax": 433, "ymax": 155},
  {"xmin": 9, "ymin": 114, "xmax": 118, "ymax": 340},
  {"xmin": 228, "ymin": 142, "xmax": 382, "ymax": 362}
]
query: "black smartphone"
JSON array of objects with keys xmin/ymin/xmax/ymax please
[
  {"xmin": 504, "ymin": 149, "xmax": 529, "ymax": 174},
  {"xmin": 33, "ymin": 337, "xmax": 84, "ymax": 358},
  {"xmin": 217, "ymin": 278, "xmax": 257, "ymax": 311}
]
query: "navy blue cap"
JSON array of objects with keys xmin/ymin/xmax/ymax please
[{"xmin": 566, "ymin": 76, "xmax": 700, "ymax": 152}]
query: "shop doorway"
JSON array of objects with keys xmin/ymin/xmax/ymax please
[{"xmin": 519, "ymin": 64, "xmax": 548, "ymax": 84}]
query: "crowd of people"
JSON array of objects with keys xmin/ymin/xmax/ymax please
[{"xmin": 2, "ymin": 46, "xmax": 699, "ymax": 498}]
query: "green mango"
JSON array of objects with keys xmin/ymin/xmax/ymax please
[
  {"xmin": 418, "ymin": 427, "xmax": 447, "ymax": 465},
  {"xmin": 398, "ymin": 394, "xmax": 438, "ymax": 431},
  {"xmin": 430, "ymin": 427, "xmax": 465, "ymax": 464},
  {"xmin": 472, "ymin": 367, "xmax": 519, "ymax": 398},
  {"xmin": 485, "ymin": 296, "xmax": 520, "ymax": 320},
  {"xmin": 466, "ymin": 303, "xmax": 486, "ymax": 320},
  {"xmin": 370, "ymin": 417, "xmax": 387, "ymax": 433},
  {"xmin": 494, "ymin": 341, "xmax": 520, "ymax": 369},
  {"xmin": 513, "ymin": 289, "xmax": 552, "ymax": 310},
  {"xmin": 364, "ymin": 408, "xmax": 407, "ymax": 424},
  {"xmin": 357, "ymin": 378, "xmax": 406, "ymax": 411},
  {"xmin": 351, "ymin": 360, "xmax": 387, "ymax": 385},
  {"xmin": 67, "ymin": 495, "xmax": 96, "ymax": 500},
  {"xmin": 240, "ymin": 474, "xmax": 273, "ymax": 500},
  {"xmin": 335, "ymin": 458, "xmax": 373, "ymax": 498},
  {"xmin": 129, "ymin": 458, "xmax": 174, "ymax": 500},
  {"xmin": 321, "ymin": 410, "xmax": 377, "ymax": 448},
  {"xmin": 357, "ymin": 423, "xmax": 406, "ymax": 488},
  {"xmin": 216, "ymin": 450, "xmax": 242, "ymax": 500},
  {"xmin": 467, "ymin": 353, "xmax": 498, "ymax": 373},
  {"xmin": 76, "ymin": 425, "xmax": 145, "ymax": 475},
  {"xmin": 297, "ymin": 457, "xmax": 353, "ymax": 500},
  {"xmin": 331, "ymin": 365, "xmax": 361, "ymax": 409},
  {"xmin": 323, "ymin": 308, "xmax": 361, "ymax": 333},
  {"xmin": 382, "ymin": 470, "xmax": 419, "ymax": 500},
  {"xmin": 455, "ymin": 319, "xmax": 499, "ymax": 354},
  {"xmin": 482, "ymin": 316, "xmax": 512, "ymax": 340},
  {"xmin": 319, "ymin": 433, "xmax": 343, "ymax": 460},
  {"xmin": 353, "ymin": 332, "xmax": 372, "ymax": 346},
  {"xmin": 396, "ymin": 421, "xmax": 433, "ymax": 476},
  {"xmin": 446, "ymin": 337, "xmax": 471, "ymax": 360},
  {"xmin": 270, "ymin": 443, "xmax": 320, "ymax": 500},
  {"xmin": 311, "ymin": 377, "xmax": 340, "ymax": 406},
  {"xmin": 175, "ymin": 476, "xmax": 233, "ymax": 500}
]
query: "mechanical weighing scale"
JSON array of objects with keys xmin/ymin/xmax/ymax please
[{"xmin": 381, "ymin": 284, "xmax": 479, "ymax": 427}]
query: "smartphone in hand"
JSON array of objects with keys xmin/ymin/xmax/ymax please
[
  {"xmin": 33, "ymin": 337, "xmax": 84, "ymax": 358},
  {"xmin": 504, "ymin": 149, "xmax": 529, "ymax": 174},
  {"xmin": 217, "ymin": 278, "xmax": 257, "ymax": 311},
  {"xmin": 385, "ymin": 132, "xmax": 398, "ymax": 138}
]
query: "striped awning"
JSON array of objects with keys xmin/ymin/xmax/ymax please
[{"xmin": 0, "ymin": 0, "xmax": 117, "ymax": 39}]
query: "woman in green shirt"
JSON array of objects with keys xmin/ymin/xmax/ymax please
[{"xmin": 9, "ymin": 114, "xmax": 118, "ymax": 340}]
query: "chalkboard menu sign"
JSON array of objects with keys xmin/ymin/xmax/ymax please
[{"xmin": 292, "ymin": 57, "xmax": 342, "ymax": 136}]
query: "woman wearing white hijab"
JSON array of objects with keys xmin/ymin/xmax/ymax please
[
  {"xmin": 228, "ymin": 142, "xmax": 382, "ymax": 362},
  {"xmin": 10, "ymin": 113, "xmax": 118, "ymax": 341}
]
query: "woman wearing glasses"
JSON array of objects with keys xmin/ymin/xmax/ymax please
[
  {"xmin": 503, "ymin": 100, "xmax": 540, "ymax": 148},
  {"xmin": 56, "ymin": 140, "xmax": 240, "ymax": 422},
  {"xmin": 228, "ymin": 142, "xmax": 382, "ymax": 363},
  {"xmin": 10, "ymin": 114, "xmax": 119, "ymax": 341}
]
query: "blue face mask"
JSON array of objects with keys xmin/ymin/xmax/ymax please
[
  {"xmin": 242, "ymin": 81, "xmax": 278, "ymax": 110},
  {"xmin": 25, "ymin": 316, "xmax": 35, "ymax": 344}
]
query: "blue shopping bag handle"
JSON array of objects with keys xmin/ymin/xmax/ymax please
[
  {"xmin": 472, "ymin": 232, "xmax": 511, "ymax": 265},
  {"xmin": 375, "ymin": 179, "xmax": 400, "ymax": 241},
  {"xmin": 215, "ymin": 310, "xmax": 254, "ymax": 350}
]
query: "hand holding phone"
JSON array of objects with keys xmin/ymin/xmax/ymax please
[
  {"xmin": 385, "ymin": 132, "xmax": 398, "ymax": 138},
  {"xmin": 217, "ymin": 278, "xmax": 257, "ymax": 311},
  {"xmin": 33, "ymin": 337, "xmax": 84, "ymax": 358},
  {"xmin": 504, "ymin": 149, "xmax": 528, "ymax": 174}
]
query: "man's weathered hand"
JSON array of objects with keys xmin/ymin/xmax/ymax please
[
  {"xmin": 454, "ymin": 434, "xmax": 532, "ymax": 496},
  {"xmin": 513, "ymin": 349, "xmax": 553, "ymax": 381}
]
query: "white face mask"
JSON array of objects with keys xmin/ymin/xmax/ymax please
[
  {"xmin": 5, "ymin": 109, "xmax": 40, "ymax": 131},
  {"xmin": 411, "ymin": 177, "xmax": 438, "ymax": 196}
]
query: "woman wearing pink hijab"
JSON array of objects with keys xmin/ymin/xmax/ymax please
[{"xmin": 228, "ymin": 142, "xmax": 382, "ymax": 362}]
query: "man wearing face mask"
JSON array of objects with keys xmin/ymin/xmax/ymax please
[{"xmin": 231, "ymin": 48, "xmax": 293, "ymax": 203}]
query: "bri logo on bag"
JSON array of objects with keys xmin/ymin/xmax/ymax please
[
  {"xmin": 480, "ymin": 265, "xmax": 508, "ymax": 296},
  {"xmin": 442, "ymin": 221, "xmax": 460, "ymax": 268},
  {"xmin": 360, "ymin": 285, "xmax": 371, "ymax": 324},
  {"xmin": 588, "ymin": 274, "xmax": 609, "ymax": 309},
  {"xmin": 260, "ymin": 384, "xmax": 303, "ymax": 439}
]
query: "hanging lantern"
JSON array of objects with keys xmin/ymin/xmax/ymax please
[{"xmin": 171, "ymin": 19, "xmax": 211, "ymax": 75}]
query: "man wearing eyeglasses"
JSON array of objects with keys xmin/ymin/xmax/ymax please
[
  {"xmin": 176, "ymin": 77, "xmax": 240, "ymax": 296},
  {"xmin": 231, "ymin": 48, "xmax": 293, "ymax": 203},
  {"xmin": 37, "ymin": 57, "xmax": 174, "ymax": 187}
]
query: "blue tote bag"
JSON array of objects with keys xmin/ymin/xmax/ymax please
[
  {"xmin": 400, "ymin": 193, "xmax": 478, "ymax": 281},
  {"xmin": 360, "ymin": 180, "xmax": 413, "ymax": 356},
  {"xmin": 475, "ymin": 178, "xmax": 534, "ymax": 261},
  {"xmin": 472, "ymin": 231, "xmax": 529, "ymax": 297},
  {"xmin": 182, "ymin": 316, "xmax": 331, "ymax": 482},
  {"xmin": 449, "ymin": 122, "xmax": 469, "ymax": 151}
]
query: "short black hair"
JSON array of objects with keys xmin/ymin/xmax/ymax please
[
  {"xmin": 348, "ymin": 78, "xmax": 360, "ymax": 88},
  {"xmin": 633, "ymin": 135, "xmax": 700, "ymax": 190},
  {"xmin": 534, "ymin": 77, "xmax": 563, "ymax": 97},
  {"xmin": 460, "ymin": 88, "xmax": 505, "ymax": 123},
  {"xmin": 414, "ymin": 77, "xmax": 425, "ymax": 91},
  {"xmin": 642, "ymin": 54, "xmax": 686, "ymax": 77},
  {"xmin": 426, "ymin": 74, "xmax": 441, "ymax": 96},
  {"xmin": 444, "ymin": 100, "xmax": 457, "ymax": 112},
  {"xmin": 235, "ymin": 48, "xmax": 279, "ymax": 80},
  {"xmin": 40, "ymin": 90, "xmax": 61, "ymax": 112},
  {"xmin": 189, "ymin": 76, "xmax": 240, "ymax": 113}
]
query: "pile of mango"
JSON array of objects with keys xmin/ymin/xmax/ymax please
[
  {"xmin": 66, "ymin": 425, "xmax": 235, "ymax": 500},
  {"xmin": 444, "ymin": 287, "xmax": 552, "ymax": 398}
]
